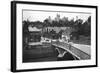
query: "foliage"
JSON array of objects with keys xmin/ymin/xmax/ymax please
[{"xmin": 23, "ymin": 15, "xmax": 91, "ymax": 39}]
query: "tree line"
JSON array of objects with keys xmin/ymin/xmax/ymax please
[{"xmin": 23, "ymin": 15, "xmax": 91, "ymax": 37}]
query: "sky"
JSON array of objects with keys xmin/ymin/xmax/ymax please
[{"xmin": 23, "ymin": 10, "xmax": 91, "ymax": 22}]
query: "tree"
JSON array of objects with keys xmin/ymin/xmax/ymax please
[
  {"xmin": 23, "ymin": 20, "xmax": 30, "ymax": 35},
  {"xmin": 82, "ymin": 16, "xmax": 91, "ymax": 36},
  {"xmin": 44, "ymin": 19, "xmax": 51, "ymax": 27},
  {"xmin": 23, "ymin": 20, "xmax": 30, "ymax": 47}
]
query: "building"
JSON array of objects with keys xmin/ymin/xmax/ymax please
[
  {"xmin": 28, "ymin": 26, "xmax": 42, "ymax": 42},
  {"xmin": 61, "ymin": 27, "xmax": 72, "ymax": 43}
]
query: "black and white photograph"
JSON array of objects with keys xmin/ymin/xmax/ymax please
[
  {"xmin": 22, "ymin": 10, "xmax": 91, "ymax": 62},
  {"xmin": 11, "ymin": 1, "xmax": 97, "ymax": 72}
]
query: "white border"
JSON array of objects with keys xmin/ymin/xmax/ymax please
[{"xmin": 16, "ymin": 4, "xmax": 96, "ymax": 70}]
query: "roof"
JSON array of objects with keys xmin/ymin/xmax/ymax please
[{"xmin": 28, "ymin": 26, "xmax": 42, "ymax": 32}]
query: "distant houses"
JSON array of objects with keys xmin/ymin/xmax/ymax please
[
  {"xmin": 28, "ymin": 24, "xmax": 73, "ymax": 43},
  {"xmin": 43, "ymin": 27, "xmax": 72, "ymax": 33}
]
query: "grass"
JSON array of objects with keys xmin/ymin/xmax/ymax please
[{"xmin": 71, "ymin": 35, "xmax": 91, "ymax": 45}]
